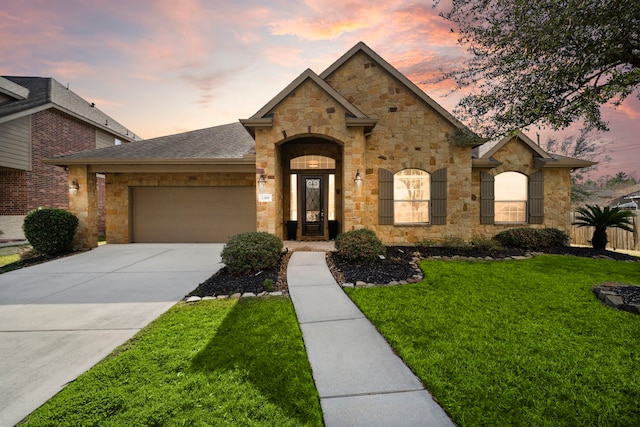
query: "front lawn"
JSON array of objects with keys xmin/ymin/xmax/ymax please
[
  {"xmin": 21, "ymin": 298, "xmax": 323, "ymax": 426},
  {"xmin": 346, "ymin": 255, "xmax": 640, "ymax": 426}
]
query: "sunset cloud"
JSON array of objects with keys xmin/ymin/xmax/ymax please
[{"xmin": 0, "ymin": 0, "xmax": 637, "ymax": 177}]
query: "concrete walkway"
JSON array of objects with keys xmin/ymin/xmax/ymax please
[
  {"xmin": 287, "ymin": 251, "xmax": 455, "ymax": 427},
  {"xmin": 0, "ymin": 244, "xmax": 224, "ymax": 427}
]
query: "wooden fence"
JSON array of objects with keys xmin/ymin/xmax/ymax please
[{"xmin": 569, "ymin": 211, "xmax": 639, "ymax": 251}]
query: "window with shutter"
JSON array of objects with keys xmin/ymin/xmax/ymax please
[
  {"xmin": 378, "ymin": 168, "xmax": 394, "ymax": 225},
  {"xmin": 480, "ymin": 172, "xmax": 495, "ymax": 224},
  {"xmin": 528, "ymin": 171, "xmax": 544, "ymax": 224},
  {"xmin": 431, "ymin": 168, "xmax": 447, "ymax": 225}
]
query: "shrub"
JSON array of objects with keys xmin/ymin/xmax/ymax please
[
  {"xmin": 22, "ymin": 208, "xmax": 79, "ymax": 255},
  {"xmin": 335, "ymin": 229, "xmax": 385, "ymax": 264},
  {"xmin": 494, "ymin": 227, "xmax": 569, "ymax": 250},
  {"xmin": 221, "ymin": 232, "xmax": 283, "ymax": 275},
  {"xmin": 441, "ymin": 236, "xmax": 471, "ymax": 249},
  {"xmin": 470, "ymin": 236, "xmax": 504, "ymax": 251},
  {"xmin": 539, "ymin": 228, "xmax": 570, "ymax": 247},
  {"xmin": 415, "ymin": 238, "xmax": 438, "ymax": 247}
]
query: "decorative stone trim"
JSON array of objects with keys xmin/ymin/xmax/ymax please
[
  {"xmin": 592, "ymin": 282, "xmax": 640, "ymax": 315},
  {"xmin": 185, "ymin": 291, "xmax": 284, "ymax": 303}
]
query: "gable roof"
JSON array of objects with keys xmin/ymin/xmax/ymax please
[
  {"xmin": 0, "ymin": 76, "xmax": 136, "ymax": 142},
  {"xmin": 46, "ymin": 122, "xmax": 255, "ymax": 166},
  {"xmin": 320, "ymin": 42, "xmax": 468, "ymax": 132},
  {"xmin": 475, "ymin": 130, "xmax": 551, "ymax": 160},
  {"xmin": 472, "ymin": 130, "xmax": 596, "ymax": 169},
  {"xmin": 0, "ymin": 76, "xmax": 29, "ymax": 100},
  {"xmin": 241, "ymin": 68, "xmax": 377, "ymax": 135}
]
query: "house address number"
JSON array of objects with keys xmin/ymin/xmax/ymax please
[{"xmin": 259, "ymin": 194, "xmax": 272, "ymax": 202}]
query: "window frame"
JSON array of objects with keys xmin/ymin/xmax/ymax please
[
  {"xmin": 494, "ymin": 171, "xmax": 528, "ymax": 224},
  {"xmin": 393, "ymin": 168, "xmax": 431, "ymax": 225}
]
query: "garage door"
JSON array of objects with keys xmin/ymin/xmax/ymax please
[{"xmin": 131, "ymin": 187, "xmax": 256, "ymax": 243}]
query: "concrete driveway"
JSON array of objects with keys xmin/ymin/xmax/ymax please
[{"xmin": 0, "ymin": 244, "xmax": 224, "ymax": 426}]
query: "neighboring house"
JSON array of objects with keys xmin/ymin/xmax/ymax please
[
  {"xmin": 0, "ymin": 76, "xmax": 137, "ymax": 240},
  {"xmin": 48, "ymin": 42, "xmax": 593, "ymax": 249},
  {"xmin": 610, "ymin": 190, "xmax": 640, "ymax": 210}
]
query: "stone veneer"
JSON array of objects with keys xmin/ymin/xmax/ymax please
[
  {"xmin": 254, "ymin": 51, "xmax": 574, "ymax": 244},
  {"xmin": 471, "ymin": 139, "xmax": 573, "ymax": 237},
  {"xmin": 105, "ymin": 172, "xmax": 254, "ymax": 244}
]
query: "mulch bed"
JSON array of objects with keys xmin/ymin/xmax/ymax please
[
  {"xmin": 188, "ymin": 252, "xmax": 291, "ymax": 297},
  {"xmin": 187, "ymin": 246, "xmax": 639, "ymax": 297}
]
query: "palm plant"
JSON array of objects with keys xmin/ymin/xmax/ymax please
[{"xmin": 573, "ymin": 205, "xmax": 635, "ymax": 250}]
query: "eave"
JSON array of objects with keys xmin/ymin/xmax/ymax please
[
  {"xmin": 472, "ymin": 158, "xmax": 502, "ymax": 168},
  {"xmin": 534, "ymin": 157, "xmax": 596, "ymax": 169}
]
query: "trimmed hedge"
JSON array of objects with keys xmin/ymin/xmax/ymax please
[
  {"xmin": 335, "ymin": 229, "xmax": 385, "ymax": 264},
  {"xmin": 221, "ymin": 232, "xmax": 283, "ymax": 275},
  {"xmin": 22, "ymin": 208, "xmax": 79, "ymax": 255},
  {"xmin": 494, "ymin": 227, "xmax": 569, "ymax": 250}
]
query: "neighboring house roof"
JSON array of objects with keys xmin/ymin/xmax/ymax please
[
  {"xmin": 610, "ymin": 190, "xmax": 640, "ymax": 209},
  {"xmin": 0, "ymin": 76, "xmax": 136, "ymax": 142},
  {"xmin": 472, "ymin": 130, "xmax": 595, "ymax": 169},
  {"xmin": 0, "ymin": 76, "xmax": 29, "ymax": 99},
  {"xmin": 47, "ymin": 122, "xmax": 255, "ymax": 166}
]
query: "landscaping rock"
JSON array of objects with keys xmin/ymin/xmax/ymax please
[
  {"xmin": 216, "ymin": 295, "xmax": 229, "ymax": 300},
  {"xmin": 185, "ymin": 296, "xmax": 201, "ymax": 303},
  {"xmin": 592, "ymin": 282, "xmax": 640, "ymax": 315},
  {"xmin": 269, "ymin": 291, "xmax": 283, "ymax": 296},
  {"xmin": 230, "ymin": 293, "xmax": 241, "ymax": 299},
  {"xmin": 242, "ymin": 292, "xmax": 256, "ymax": 298}
]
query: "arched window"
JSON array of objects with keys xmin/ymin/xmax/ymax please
[
  {"xmin": 393, "ymin": 169, "xmax": 430, "ymax": 224},
  {"xmin": 494, "ymin": 171, "xmax": 527, "ymax": 223}
]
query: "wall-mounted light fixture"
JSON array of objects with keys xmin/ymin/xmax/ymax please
[
  {"xmin": 354, "ymin": 170, "xmax": 363, "ymax": 188},
  {"xmin": 258, "ymin": 174, "xmax": 267, "ymax": 189},
  {"xmin": 69, "ymin": 179, "xmax": 80, "ymax": 195}
]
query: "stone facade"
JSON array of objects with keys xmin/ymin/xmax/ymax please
[
  {"xmin": 471, "ymin": 139, "xmax": 573, "ymax": 237},
  {"xmin": 55, "ymin": 42, "xmax": 585, "ymax": 249},
  {"xmin": 249, "ymin": 45, "xmax": 579, "ymax": 244}
]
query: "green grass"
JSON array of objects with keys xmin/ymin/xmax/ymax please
[
  {"xmin": 0, "ymin": 253, "xmax": 20, "ymax": 267},
  {"xmin": 346, "ymin": 255, "xmax": 640, "ymax": 427},
  {"xmin": 0, "ymin": 244, "xmax": 29, "ymax": 267},
  {"xmin": 21, "ymin": 298, "xmax": 323, "ymax": 426}
]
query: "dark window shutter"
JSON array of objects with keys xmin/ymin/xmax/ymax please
[
  {"xmin": 379, "ymin": 168, "xmax": 394, "ymax": 225},
  {"xmin": 430, "ymin": 168, "xmax": 447, "ymax": 225},
  {"xmin": 480, "ymin": 172, "xmax": 495, "ymax": 224},
  {"xmin": 529, "ymin": 171, "xmax": 544, "ymax": 224}
]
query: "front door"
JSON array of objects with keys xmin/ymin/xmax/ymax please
[{"xmin": 301, "ymin": 175, "xmax": 325, "ymax": 238}]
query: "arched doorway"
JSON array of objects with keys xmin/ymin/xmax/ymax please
[{"xmin": 280, "ymin": 138, "xmax": 343, "ymax": 241}]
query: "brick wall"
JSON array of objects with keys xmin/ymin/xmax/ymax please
[
  {"xmin": 28, "ymin": 109, "xmax": 96, "ymax": 211},
  {"xmin": 0, "ymin": 170, "xmax": 28, "ymax": 214}
]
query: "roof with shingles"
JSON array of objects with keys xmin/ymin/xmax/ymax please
[
  {"xmin": 50, "ymin": 122, "xmax": 255, "ymax": 164},
  {"xmin": 0, "ymin": 76, "xmax": 136, "ymax": 141}
]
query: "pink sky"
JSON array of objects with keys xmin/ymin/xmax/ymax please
[{"xmin": 1, "ymin": 0, "xmax": 637, "ymax": 179}]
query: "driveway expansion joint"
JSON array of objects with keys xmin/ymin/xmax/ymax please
[{"xmin": 321, "ymin": 388, "xmax": 427, "ymax": 400}]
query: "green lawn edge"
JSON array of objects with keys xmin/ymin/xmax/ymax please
[
  {"xmin": 21, "ymin": 298, "xmax": 323, "ymax": 427},
  {"xmin": 346, "ymin": 255, "xmax": 640, "ymax": 427}
]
